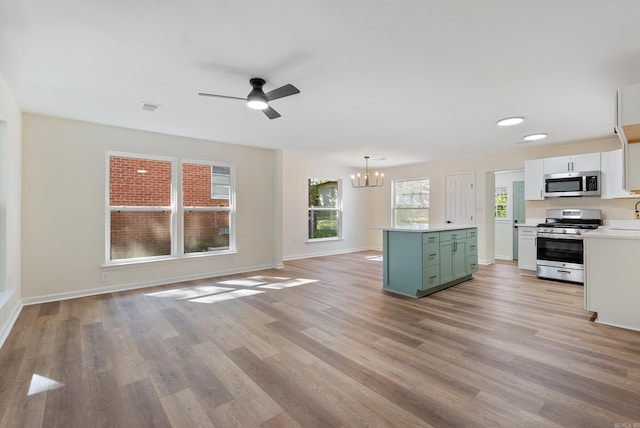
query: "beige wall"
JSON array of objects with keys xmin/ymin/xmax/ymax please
[
  {"xmin": 0, "ymin": 71, "xmax": 22, "ymax": 343},
  {"xmin": 21, "ymin": 114, "xmax": 280, "ymax": 301},
  {"xmin": 282, "ymin": 151, "xmax": 373, "ymax": 259},
  {"xmin": 366, "ymin": 137, "xmax": 632, "ymax": 263}
]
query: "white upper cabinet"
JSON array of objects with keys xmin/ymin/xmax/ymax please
[
  {"xmin": 601, "ymin": 149, "xmax": 635, "ymax": 199},
  {"xmin": 616, "ymin": 83, "xmax": 640, "ymax": 193},
  {"xmin": 524, "ymin": 159, "xmax": 544, "ymax": 200},
  {"xmin": 543, "ymin": 153, "xmax": 601, "ymax": 174}
]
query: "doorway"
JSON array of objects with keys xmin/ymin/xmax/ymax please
[{"xmin": 494, "ymin": 170, "xmax": 525, "ymax": 261}]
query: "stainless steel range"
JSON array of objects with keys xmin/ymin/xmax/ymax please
[{"xmin": 536, "ymin": 209, "xmax": 602, "ymax": 284}]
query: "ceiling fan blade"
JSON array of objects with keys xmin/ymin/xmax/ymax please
[
  {"xmin": 265, "ymin": 84, "xmax": 300, "ymax": 102},
  {"xmin": 262, "ymin": 106, "xmax": 281, "ymax": 119},
  {"xmin": 198, "ymin": 92, "xmax": 246, "ymax": 101}
]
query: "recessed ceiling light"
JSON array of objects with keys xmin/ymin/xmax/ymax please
[
  {"xmin": 523, "ymin": 133, "xmax": 547, "ymax": 142},
  {"xmin": 497, "ymin": 116, "xmax": 524, "ymax": 126}
]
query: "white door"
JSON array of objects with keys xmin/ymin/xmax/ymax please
[{"xmin": 446, "ymin": 172, "xmax": 475, "ymax": 224}]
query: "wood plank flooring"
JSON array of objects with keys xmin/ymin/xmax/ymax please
[{"xmin": 1, "ymin": 250, "xmax": 640, "ymax": 427}]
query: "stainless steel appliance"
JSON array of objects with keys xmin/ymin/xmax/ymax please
[
  {"xmin": 536, "ymin": 208, "xmax": 602, "ymax": 284},
  {"xmin": 544, "ymin": 171, "xmax": 600, "ymax": 198}
]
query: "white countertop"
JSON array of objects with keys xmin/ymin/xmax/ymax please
[
  {"xmin": 380, "ymin": 225, "xmax": 477, "ymax": 233},
  {"xmin": 584, "ymin": 227, "xmax": 640, "ymax": 240}
]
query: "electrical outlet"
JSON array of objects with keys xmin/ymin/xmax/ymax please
[{"xmin": 101, "ymin": 272, "xmax": 109, "ymax": 282}]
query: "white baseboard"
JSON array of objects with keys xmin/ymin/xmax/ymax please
[
  {"xmin": 21, "ymin": 263, "xmax": 278, "ymax": 306},
  {"xmin": 0, "ymin": 290, "xmax": 23, "ymax": 350},
  {"xmin": 283, "ymin": 247, "xmax": 370, "ymax": 261}
]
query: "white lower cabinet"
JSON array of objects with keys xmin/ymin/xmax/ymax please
[{"xmin": 517, "ymin": 226, "xmax": 537, "ymax": 271}]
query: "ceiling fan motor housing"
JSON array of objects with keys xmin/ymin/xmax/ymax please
[{"xmin": 247, "ymin": 78, "xmax": 269, "ymax": 109}]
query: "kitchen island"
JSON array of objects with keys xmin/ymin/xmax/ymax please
[
  {"xmin": 382, "ymin": 226, "xmax": 478, "ymax": 298},
  {"xmin": 584, "ymin": 227, "xmax": 640, "ymax": 331}
]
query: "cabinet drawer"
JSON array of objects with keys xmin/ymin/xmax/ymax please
[
  {"xmin": 422, "ymin": 232, "xmax": 439, "ymax": 244},
  {"xmin": 466, "ymin": 228, "xmax": 477, "ymax": 239},
  {"xmin": 422, "ymin": 265, "xmax": 440, "ymax": 289},
  {"xmin": 466, "ymin": 238, "xmax": 477, "ymax": 257},
  {"xmin": 423, "ymin": 243, "xmax": 440, "ymax": 266},
  {"xmin": 467, "ymin": 257, "xmax": 478, "ymax": 274},
  {"xmin": 440, "ymin": 230, "xmax": 465, "ymax": 242}
]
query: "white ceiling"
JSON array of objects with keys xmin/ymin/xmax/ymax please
[{"xmin": 1, "ymin": 1, "xmax": 639, "ymax": 167}]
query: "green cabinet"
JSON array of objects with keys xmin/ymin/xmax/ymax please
[
  {"xmin": 383, "ymin": 227, "xmax": 478, "ymax": 298},
  {"xmin": 439, "ymin": 230, "xmax": 467, "ymax": 284}
]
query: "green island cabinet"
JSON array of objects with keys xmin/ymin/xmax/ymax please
[{"xmin": 382, "ymin": 227, "xmax": 478, "ymax": 298}]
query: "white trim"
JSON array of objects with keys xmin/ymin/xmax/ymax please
[
  {"xmin": 283, "ymin": 247, "xmax": 369, "ymax": 261},
  {"xmin": 22, "ymin": 263, "xmax": 278, "ymax": 306},
  {"xmin": 0, "ymin": 290, "xmax": 22, "ymax": 350}
]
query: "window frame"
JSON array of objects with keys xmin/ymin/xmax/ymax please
[
  {"xmin": 105, "ymin": 151, "xmax": 236, "ymax": 266},
  {"xmin": 495, "ymin": 186, "xmax": 509, "ymax": 220},
  {"xmin": 307, "ymin": 178, "xmax": 342, "ymax": 242},
  {"xmin": 182, "ymin": 159, "xmax": 235, "ymax": 257},
  {"xmin": 392, "ymin": 177, "xmax": 430, "ymax": 229}
]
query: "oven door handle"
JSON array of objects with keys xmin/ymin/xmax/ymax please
[{"xmin": 557, "ymin": 269, "xmax": 572, "ymax": 274}]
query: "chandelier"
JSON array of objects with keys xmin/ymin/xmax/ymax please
[{"xmin": 351, "ymin": 156, "xmax": 384, "ymax": 188}]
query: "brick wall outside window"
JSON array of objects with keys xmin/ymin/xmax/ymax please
[{"xmin": 110, "ymin": 157, "xmax": 172, "ymax": 206}]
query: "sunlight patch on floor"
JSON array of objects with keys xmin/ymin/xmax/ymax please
[
  {"xmin": 145, "ymin": 285, "xmax": 234, "ymax": 300},
  {"xmin": 28, "ymin": 374, "xmax": 64, "ymax": 396},
  {"xmin": 190, "ymin": 288, "xmax": 265, "ymax": 303},
  {"xmin": 365, "ymin": 255, "xmax": 383, "ymax": 262},
  {"xmin": 257, "ymin": 278, "xmax": 317, "ymax": 290},
  {"xmin": 145, "ymin": 275, "xmax": 318, "ymax": 304}
]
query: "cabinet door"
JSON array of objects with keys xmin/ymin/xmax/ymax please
[
  {"xmin": 601, "ymin": 150, "xmax": 635, "ymax": 199},
  {"xmin": 628, "ymin": 143, "xmax": 640, "ymax": 193},
  {"xmin": 453, "ymin": 241, "xmax": 467, "ymax": 279},
  {"xmin": 517, "ymin": 227, "xmax": 537, "ymax": 271},
  {"xmin": 571, "ymin": 153, "xmax": 600, "ymax": 172},
  {"xmin": 543, "ymin": 156, "xmax": 571, "ymax": 174},
  {"xmin": 440, "ymin": 239, "xmax": 467, "ymax": 283},
  {"xmin": 524, "ymin": 159, "xmax": 544, "ymax": 200}
]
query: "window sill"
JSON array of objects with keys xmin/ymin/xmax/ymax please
[
  {"xmin": 102, "ymin": 250, "xmax": 237, "ymax": 270},
  {"xmin": 307, "ymin": 237, "xmax": 343, "ymax": 243}
]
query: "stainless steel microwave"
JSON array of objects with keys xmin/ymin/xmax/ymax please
[{"xmin": 543, "ymin": 171, "xmax": 600, "ymax": 197}]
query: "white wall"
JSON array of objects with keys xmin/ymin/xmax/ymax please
[
  {"xmin": 282, "ymin": 151, "xmax": 373, "ymax": 260},
  {"xmin": 367, "ymin": 137, "xmax": 622, "ymax": 264},
  {"xmin": 21, "ymin": 114, "xmax": 280, "ymax": 301},
  {"xmin": 0, "ymin": 71, "xmax": 22, "ymax": 346}
]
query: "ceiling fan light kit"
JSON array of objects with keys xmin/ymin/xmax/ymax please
[{"xmin": 199, "ymin": 77, "xmax": 300, "ymax": 119}]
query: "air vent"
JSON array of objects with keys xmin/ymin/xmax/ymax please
[{"xmin": 141, "ymin": 102, "xmax": 160, "ymax": 112}]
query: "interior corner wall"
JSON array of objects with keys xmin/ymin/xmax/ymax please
[
  {"xmin": 0, "ymin": 71, "xmax": 23, "ymax": 346},
  {"xmin": 21, "ymin": 114, "xmax": 279, "ymax": 301},
  {"xmin": 281, "ymin": 151, "xmax": 373, "ymax": 260}
]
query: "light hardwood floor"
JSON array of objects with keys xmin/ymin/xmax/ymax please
[{"xmin": 1, "ymin": 251, "xmax": 640, "ymax": 427}]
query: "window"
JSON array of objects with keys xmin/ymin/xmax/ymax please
[
  {"xmin": 495, "ymin": 186, "xmax": 508, "ymax": 219},
  {"xmin": 107, "ymin": 152, "xmax": 235, "ymax": 264},
  {"xmin": 393, "ymin": 178, "xmax": 430, "ymax": 228},
  {"xmin": 308, "ymin": 179, "xmax": 341, "ymax": 240},
  {"xmin": 183, "ymin": 161, "xmax": 233, "ymax": 254},
  {"xmin": 108, "ymin": 154, "xmax": 175, "ymax": 261}
]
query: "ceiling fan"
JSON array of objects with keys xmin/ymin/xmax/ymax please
[{"xmin": 199, "ymin": 77, "xmax": 300, "ymax": 119}]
